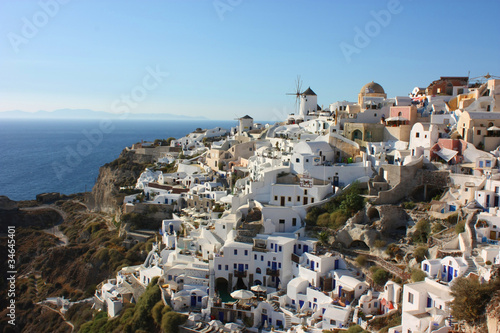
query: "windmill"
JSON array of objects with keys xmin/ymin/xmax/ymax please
[
  {"xmin": 286, "ymin": 75, "xmax": 303, "ymax": 115},
  {"xmin": 468, "ymin": 72, "xmax": 500, "ymax": 85}
]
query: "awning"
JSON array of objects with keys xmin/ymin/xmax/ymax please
[
  {"xmin": 488, "ymin": 126, "xmax": 500, "ymax": 131},
  {"xmin": 385, "ymin": 116, "xmax": 408, "ymax": 122},
  {"xmin": 435, "ymin": 147, "xmax": 458, "ymax": 162}
]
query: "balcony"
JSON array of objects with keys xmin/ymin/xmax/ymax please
[
  {"xmin": 234, "ymin": 270, "xmax": 247, "ymax": 278},
  {"xmin": 291, "ymin": 253, "xmax": 300, "ymax": 264},
  {"xmin": 266, "ymin": 268, "xmax": 280, "ymax": 276}
]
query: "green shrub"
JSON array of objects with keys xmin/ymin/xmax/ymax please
[
  {"xmin": 372, "ymin": 268, "xmax": 389, "ymax": 286},
  {"xmin": 414, "ymin": 246, "xmax": 428, "ymax": 263},
  {"xmin": 402, "ymin": 201, "xmax": 416, "ymax": 210},
  {"xmin": 411, "ymin": 269, "xmax": 426, "ymax": 282},
  {"xmin": 455, "ymin": 221, "xmax": 465, "ymax": 234},
  {"xmin": 356, "ymin": 255, "xmax": 367, "ymax": 267}
]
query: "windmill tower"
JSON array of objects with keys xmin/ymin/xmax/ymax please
[{"xmin": 299, "ymin": 87, "xmax": 317, "ymax": 119}]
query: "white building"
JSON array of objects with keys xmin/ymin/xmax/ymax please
[{"xmin": 421, "ymin": 256, "xmax": 468, "ymax": 283}]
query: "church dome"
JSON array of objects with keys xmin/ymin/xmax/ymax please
[{"xmin": 360, "ymin": 81, "xmax": 385, "ymax": 94}]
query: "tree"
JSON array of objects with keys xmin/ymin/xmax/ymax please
[
  {"xmin": 152, "ymin": 301, "xmax": 164, "ymax": 326},
  {"xmin": 450, "ymin": 276, "xmax": 498, "ymax": 325},
  {"xmin": 161, "ymin": 312, "xmax": 188, "ymax": 333}
]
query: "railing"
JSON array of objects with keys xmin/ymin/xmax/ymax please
[
  {"xmin": 291, "ymin": 253, "xmax": 300, "ymax": 264},
  {"xmin": 266, "ymin": 268, "xmax": 280, "ymax": 276},
  {"xmin": 234, "ymin": 270, "xmax": 247, "ymax": 278}
]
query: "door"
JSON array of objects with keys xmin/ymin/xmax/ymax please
[
  {"xmin": 191, "ymin": 295, "xmax": 197, "ymax": 307},
  {"xmin": 334, "ymin": 259, "xmax": 339, "ymax": 270},
  {"xmin": 491, "ymin": 231, "xmax": 498, "ymax": 240},
  {"xmin": 272, "ymin": 262, "xmax": 277, "ymax": 270},
  {"xmin": 169, "ymin": 224, "xmax": 174, "ymax": 233},
  {"xmin": 447, "ymin": 266, "xmax": 453, "ymax": 282},
  {"xmin": 338, "ymin": 286, "xmax": 342, "ymax": 297},
  {"xmin": 310, "ymin": 260, "xmax": 315, "ymax": 270},
  {"xmin": 299, "ymin": 300, "xmax": 304, "ymax": 309},
  {"xmin": 219, "ymin": 311, "xmax": 224, "ymax": 321},
  {"xmin": 280, "ymin": 196, "xmax": 285, "ymax": 206},
  {"xmin": 303, "ymin": 197, "xmax": 308, "ymax": 205},
  {"xmin": 238, "ymin": 264, "xmax": 244, "ymax": 272},
  {"xmin": 261, "ymin": 314, "xmax": 268, "ymax": 325},
  {"xmin": 303, "ymin": 245, "xmax": 309, "ymax": 253}
]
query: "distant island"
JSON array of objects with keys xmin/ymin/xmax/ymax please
[{"xmin": 0, "ymin": 108, "xmax": 209, "ymax": 120}]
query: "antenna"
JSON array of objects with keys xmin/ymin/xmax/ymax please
[{"xmin": 286, "ymin": 75, "xmax": 303, "ymax": 114}]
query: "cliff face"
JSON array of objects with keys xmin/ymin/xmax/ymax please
[{"xmin": 90, "ymin": 150, "xmax": 151, "ymax": 214}]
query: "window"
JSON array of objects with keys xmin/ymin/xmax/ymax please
[
  {"xmin": 234, "ymin": 249, "xmax": 238, "ymax": 255},
  {"xmin": 416, "ymin": 132, "xmax": 420, "ymax": 138},
  {"xmin": 424, "ymin": 264, "xmax": 428, "ymax": 271},
  {"xmin": 234, "ymin": 263, "xmax": 237, "ymax": 269},
  {"xmin": 271, "ymin": 243, "xmax": 274, "ymax": 249},
  {"xmin": 292, "ymin": 218, "xmax": 297, "ymax": 226},
  {"xmin": 306, "ymin": 159, "xmax": 309, "ymax": 163},
  {"xmin": 279, "ymin": 219, "xmax": 285, "ymax": 224},
  {"xmin": 408, "ymin": 292, "xmax": 414, "ymax": 304},
  {"xmin": 256, "ymin": 268, "xmax": 261, "ymax": 274},
  {"xmin": 477, "ymin": 130, "xmax": 481, "ymax": 135},
  {"xmin": 296, "ymin": 158, "xmax": 300, "ymax": 162},
  {"xmin": 304, "ymin": 190, "xmax": 308, "ymax": 195},
  {"xmin": 244, "ymin": 250, "xmax": 248, "ymax": 256},
  {"xmin": 268, "ymin": 261, "xmax": 270, "ymax": 267},
  {"xmin": 314, "ymin": 298, "xmax": 317, "ymax": 302},
  {"xmin": 279, "ymin": 246, "xmax": 282, "ymax": 252},
  {"xmin": 254, "ymin": 254, "xmax": 257, "ymax": 260},
  {"xmin": 261, "ymin": 255, "xmax": 264, "ymax": 261},
  {"xmin": 218, "ymin": 265, "xmax": 221, "ymax": 270},
  {"xmin": 330, "ymin": 320, "xmax": 336, "ymax": 325},
  {"xmin": 225, "ymin": 265, "xmax": 228, "ymax": 271},
  {"xmin": 288, "ymin": 197, "xmax": 291, "ymax": 202},
  {"xmin": 311, "ymin": 198, "xmax": 315, "ymax": 203},
  {"xmin": 278, "ymin": 263, "xmax": 281, "ymax": 268},
  {"xmin": 245, "ymin": 264, "xmax": 248, "ymax": 269},
  {"xmin": 274, "ymin": 196, "xmax": 278, "ymax": 201},
  {"xmin": 427, "ymin": 297, "xmax": 432, "ymax": 307},
  {"xmin": 297, "ymin": 196, "xmax": 300, "ymax": 201},
  {"xmin": 298, "ymin": 244, "xmax": 301, "ymax": 249}
]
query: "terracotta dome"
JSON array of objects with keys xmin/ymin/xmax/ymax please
[{"xmin": 360, "ymin": 81, "xmax": 385, "ymax": 94}]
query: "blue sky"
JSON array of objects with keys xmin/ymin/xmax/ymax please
[{"xmin": 1, "ymin": 0, "xmax": 499, "ymax": 120}]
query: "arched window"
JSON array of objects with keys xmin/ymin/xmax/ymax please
[{"xmin": 256, "ymin": 268, "xmax": 262, "ymax": 274}]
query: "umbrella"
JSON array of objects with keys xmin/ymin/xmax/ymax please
[
  {"xmin": 121, "ymin": 266, "xmax": 136, "ymax": 274},
  {"xmin": 251, "ymin": 285, "xmax": 267, "ymax": 293},
  {"xmin": 224, "ymin": 323, "xmax": 242, "ymax": 331},
  {"xmin": 230, "ymin": 289, "xmax": 254, "ymax": 299},
  {"xmin": 488, "ymin": 126, "xmax": 500, "ymax": 131}
]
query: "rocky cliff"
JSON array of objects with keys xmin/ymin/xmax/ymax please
[{"xmin": 89, "ymin": 149, "xmax": 151, "ymax": 214}]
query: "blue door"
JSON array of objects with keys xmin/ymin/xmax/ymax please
[
  {"xmin": 219, "ymin": 311, "xmax": 224, "ymax": 321},
  {"xmin": 334, "ymin": 259, "xmax": 339, "ymax": 270},
  {"xmin": 338, "ymin": 286, "xmax": 342, "ymax": 297},
  {"xmin": 310, "ymin": 260, "xmax": 315, "ymax": 270},
  {"xmin": 303, "ymin": 245, "xmax": 309, "ymax": 253},
  {"xmin": 272, "ymin": 262, "xmax": 277, "ymax": 270},
  {"xmin": 447, "ymin": 266, "xmax": 453, "ymax": 282},
  {"xmin": 191, "ymin": 295, "xmax": 196, "ymax": 307},
  {"xmin": 299, "ymin": 300, "xmax": 304, "ymax": 309},
  {"xmin": 238, "ymin": 264, "xmax": 244, "ymax": 272},
  {"xmin": 262, "ymin": 314, "xmax": 267, "ymax": 325},
  {"xmin": 169, "ymin": 224, "xmax": 174, "ymax": 233}
]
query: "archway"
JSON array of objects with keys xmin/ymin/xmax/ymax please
[
  {"xmin": 349, "ymin": 240, "xmax": 370, "ymax": 250},
  {"xmin": 215, "ymin": 278, "xmax": 232, "ymax": 302},
  {"xmin": 353, "ymin": 129, "xmax": 363, "ymax": 141},
  {"xmin": 367, "ymin": 207, "xmax": 380, "ymax": 220}
]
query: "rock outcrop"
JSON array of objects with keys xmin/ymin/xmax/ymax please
[{"xmin": 90, "ymin": 150, "xmax": 150, "ymax": 214}]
